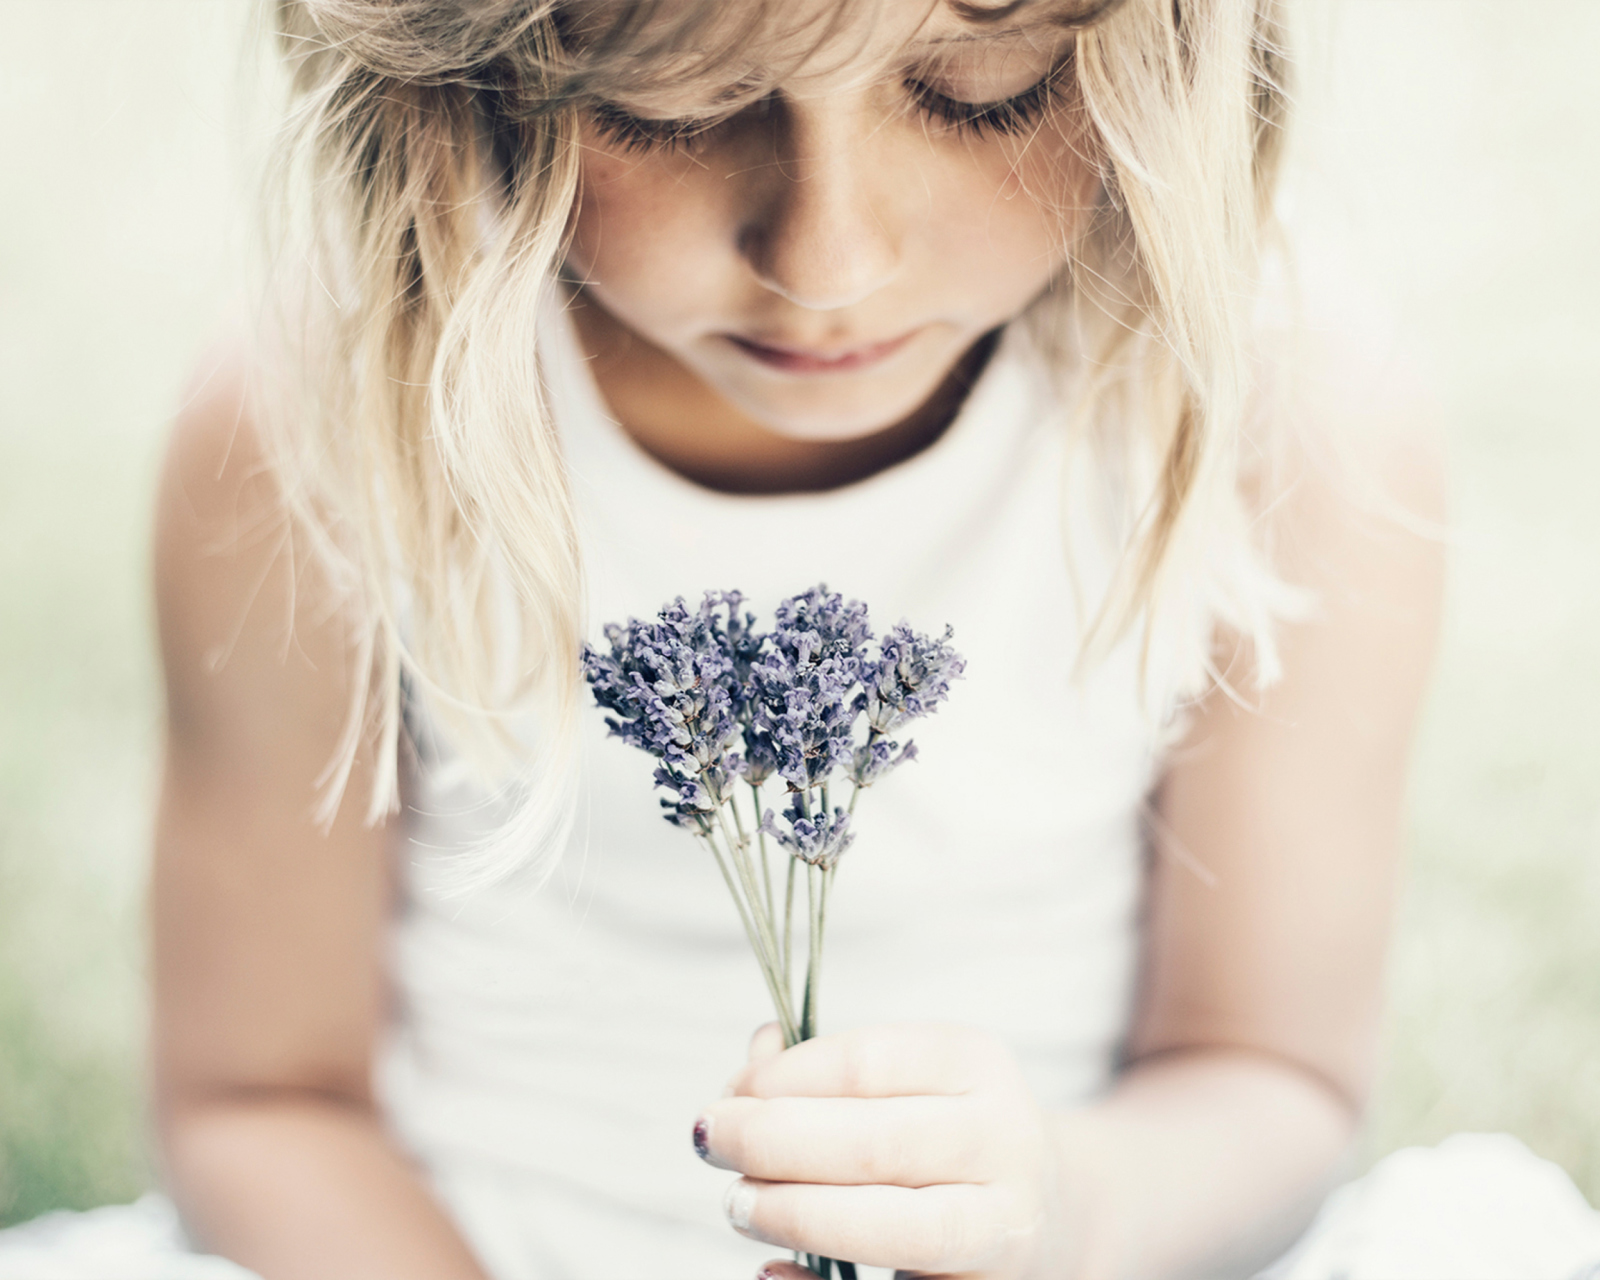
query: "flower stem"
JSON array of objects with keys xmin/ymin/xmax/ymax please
[
  {"xmin": 700, "ymin": 832, "xmax": 799, "ymax": 1046},
  {"xmin": 716, "ymin": 804, "xmax": 782, "ymax": 973},
  {"xmin": 802, "ymin": 861, "xmax": 821, "ymax": 1042},
  {"xmin": 749, "ymin": 782, "xmax": 776, "ymax": 931},
  {"xmin": 783, "ymin": 854, "xmax": 797, "ymax": 996},
  {"xmin": 848, "ymin": 729, "xmax": 879, "ymax": 816}
]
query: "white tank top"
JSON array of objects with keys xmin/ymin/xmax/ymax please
[{"xmin": 378, "ymin": 313, "xmax": 1168, "ymax": 1280}]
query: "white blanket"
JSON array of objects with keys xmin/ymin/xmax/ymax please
[{"xmin": 2, "ymin": 1134, "xmax": 1597, "ymax": 1280}]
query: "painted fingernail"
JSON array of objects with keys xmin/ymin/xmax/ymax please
[
  {"xmin": 724, "ymin": 1179, "xmax": 757, "ymax": 1233},
  {"xmin": 692, "ymin": 1117, "xmax": 710, "ymax": 1160}
]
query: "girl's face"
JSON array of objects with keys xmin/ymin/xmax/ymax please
[{"xmin": 565, "ymin": 0, "xmax": 1096, "ymax": 444}]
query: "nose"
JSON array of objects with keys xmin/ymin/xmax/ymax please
[{"xmin": 736, "ymin": 95, "xmax": 903, "ymax": 312}]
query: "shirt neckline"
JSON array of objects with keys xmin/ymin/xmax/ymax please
[{"xmin": 545, "ymin": 297, "xmax": 1047, "ymax": 514}]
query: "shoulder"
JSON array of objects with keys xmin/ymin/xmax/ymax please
[
  {"xmin": 155, "ymin": 340, "xmax": 276, "ymax": 688},
  {"xmin": 1250, "ymin": 225, "xmax": 1448, "ymax": 599},
  {"xmin": 156, "ymin": 341, "xmax": 271, "ymax": 571},
  {"xmin": 1134, "ymin": 243, "xmax": 1448, "ymax": 1102},
  {"xmin": 155, "ymin": 339, "xmax": 355, "ymax": 772}
]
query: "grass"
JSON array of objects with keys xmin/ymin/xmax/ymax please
[{"xmin": 0, "ymin": 0, "xmax": 1596, "ymax": 1228}]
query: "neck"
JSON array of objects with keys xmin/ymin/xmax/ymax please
[{"xmin": 567, "ymin": 291, "xmax": 998, "ymax": 495}]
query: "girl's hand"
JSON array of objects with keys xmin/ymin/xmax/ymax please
[{"xmin": 694, "ymin": 1023, "xmax": 1070, "ymax": 1280}]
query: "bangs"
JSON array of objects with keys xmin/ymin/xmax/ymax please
[
  {"xmin": 289, "ymin": 0, "xmax": 1132, "ymax": 111},
  {"xmin": 550, "ymin": 0, "xmax": 888, "ymax": 107},
  {"xmin": 549, "ymin": 0, "xmax": 1128, "ymax": 108}
]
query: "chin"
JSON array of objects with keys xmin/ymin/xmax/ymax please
[
  {"xmin": 708, "ymin": 364, "xmax": 959, "ymax": 444},
  {"xmin": 724, "ymin": 391, "xmax": 938, "ymax": 443}
]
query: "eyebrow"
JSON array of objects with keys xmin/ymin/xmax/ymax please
[
  {"xmin": 918, "ymin": 28, "xmax": 1040, "ymax": 45},
  {"xmin": 947, "ymin": 0, "xmax": 1125, "ymax": 28}
]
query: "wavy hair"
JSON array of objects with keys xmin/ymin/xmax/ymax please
[{"xmin": 256, "ymin": 0, "xmax": 1295, "ymax": 876}]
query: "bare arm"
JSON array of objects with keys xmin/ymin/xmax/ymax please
[
  {"xmin": 151, "ymin": 355, "xmax": 487, "ymax": 1280},
  {"xmin": 1056, "ymin": 383, "xmax": 1449, "ymax": 1278}
]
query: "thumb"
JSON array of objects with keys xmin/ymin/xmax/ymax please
[
  {"xmin": 723, "ymin": 1022, "xmax": 787, "ymax": 1097},
  {"xmin": 747, "ymin": 1020, "xmax": 786, "ymax": 1065}
]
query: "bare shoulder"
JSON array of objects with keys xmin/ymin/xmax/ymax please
[
  {"xmin": 154, "ymin": 340, "xmax": 352, "ymax": 769},
  {"xmin": 1253, "ymin": 236, "xmax": 1448, "ymax": 600}
]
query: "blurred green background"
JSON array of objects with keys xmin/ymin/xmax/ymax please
[{"xmin": 0, "ymin": 0, "xmax": 1596, "ymax": 1228}]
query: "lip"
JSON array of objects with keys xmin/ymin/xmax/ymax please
[{"xmin": 722, "ymin": 329, "xmax": 918, "ymax": 375}]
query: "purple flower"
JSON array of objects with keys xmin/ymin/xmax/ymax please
[
  {"xmin": 733, "ymin": 733, "xmax": 780, "ymax": 787},
  {"xmin": 717, "ymin": 591, "xmax": 767, "ymax": 703},
  {"xmin": 770, "ymin": 586, "xmax": 873, "ymax": 671},
  {"xmin": 581, "ymin": 592, "xmax": 755, "ymax": 827},
  {"xmin": 584, "ymin": 587, "xmax": 962, "ymax": 834},
  {"xmin": 761, "ymin": 799, "xmax": 856, "ymax": 869},
  {"xmin": 749, "ymin": 586, "xmax": 873, "ymax": 791},
  {"xmin": 850, "ymin": 737, "xmax": 918, "ymax": 788},
  {"xmin": 857, "ymin": 622, "xmax": 965, "ymax": 735}
]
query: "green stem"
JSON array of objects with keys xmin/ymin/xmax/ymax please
[
  {"xmin": 716, "ymin": 804, "xmax": 781, "ymax": 974},
  {"xmin": 749, "ymin": 782, "xmax": 776, "ymax": 930},
  {"xmin": 848, "ymin": 729, "xmax": 880, "ymax": 816},
  {"xmin": 802, "ymin": 861, "xmax": 821, "ymax": 1042},
  {"xmin": 701, "ymin": 832, "xmax": 799, "ymax": 1046},
  {"xmin": 783, "ymin": 853, "xmax": 797, "ymax": 998}
]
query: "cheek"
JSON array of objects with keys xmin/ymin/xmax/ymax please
[
  {"xmin": 919, "ymin": 128, "xmax": 1087, "ymax": 300},
  {"xmin": 567, "ymin": 150, "xmax": 736, "ymax": 330}
]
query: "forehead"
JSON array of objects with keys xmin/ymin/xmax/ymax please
[{"xmin": 559, "ymin": 0, "xmax": 1110, "ymax": 103}]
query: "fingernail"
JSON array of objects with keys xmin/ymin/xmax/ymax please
[
  {"xmin": 724, "ymin": 1179, "xmax": 756, "ymax": 1233},
  {"xmin": 692, "ymin": 1117, "xmax": 710, "ymax": 1160}
]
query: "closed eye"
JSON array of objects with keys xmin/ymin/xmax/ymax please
[
  {"xmin": 586, "ymin": 67, "xmax": 1060, "ymax": 155},
  {"xmin": 587, "ymin": 100, "xmax": 722, "ymax": 154},
  {"xmin": 905, "ymin": 73, "xmax": 1056, "ymax": 139}
]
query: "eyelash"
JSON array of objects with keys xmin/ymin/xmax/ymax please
[
  {"xmin": 587, "ymin": 100, "xmax": 722, "ymax": 154},
  {"xmin": 906, "ymin": 76, "xmax": 1054, "ymax": 139},
  {"xmin": 588, "ymin": 74, "xmax": 1055, "ymax": 154}
]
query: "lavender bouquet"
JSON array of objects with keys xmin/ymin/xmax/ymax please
[{"xmin": 581, "ymin": 585, "xmax": 963, "ymax": 1278}]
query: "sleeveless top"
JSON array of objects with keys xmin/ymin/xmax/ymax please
[{"xmin": 377, "ymin": 312, "xmax": 1169, "ymax": 1280}]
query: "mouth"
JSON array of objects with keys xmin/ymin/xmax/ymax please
[{"xmin": 721, "ymin": 329, "xmax": 918, "ymax": 375}]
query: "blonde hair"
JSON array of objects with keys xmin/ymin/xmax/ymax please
[{"xmin": 257, "ymin": 0, "xmax": 1294, "ymax": 872}]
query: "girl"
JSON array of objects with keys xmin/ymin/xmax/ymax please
[{"xmin": 145, "ymin": 0, "xmax": 1445, "ymax": 1277}]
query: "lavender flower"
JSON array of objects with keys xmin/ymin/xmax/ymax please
[
  {"xmin": 750, "ymin": 586, "xmax": 872, "ymax": 791},
  {"xmin": 761, "ymin": 799, "xmax": 856, "ymax": 869},
  {"xmin": 581, "ymin": 593, "xmax": 754, "ymax": 827},
  {"xmin": 857, "ymin": 622, "xmax": 966, "ymax": 735},
  {"xmin": 733, "ymin": 732, "xmax": 781, "ymax": 787},
  {"xmin": 850, "ymin": 737, "xmax": 918, "ymax": 789}
]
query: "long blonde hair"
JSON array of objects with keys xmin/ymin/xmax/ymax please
[{"xmin": 257, "ymin": 0, "xmax": 1294, "ymax": 871}]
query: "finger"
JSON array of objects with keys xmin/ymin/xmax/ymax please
[
  {"xmin": 722, "ymin": 1023, "xmax": 788, "ymax": 1099},
  {"xmin": 698, "ymin": 1094, "xmax": 998, "ymax": 1186},
  {"xmin": 752, "ymin": 1263, "xmax": 813, "ymax": 1280},
  {"xmin": 725, "ymin": 1178, "xmax": 1013, "ymax": 1274},
  {"xmin": 729, "ymin": 1023, "xmax": 1017, "ymax": 1100},
  {"xmin": 749, "ymin": 1021, "xmax": 786, "ymax": 1064},
  {"xmin": 757, "ymin": 1261, "xmax": 936, "ymax": 1280}
]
